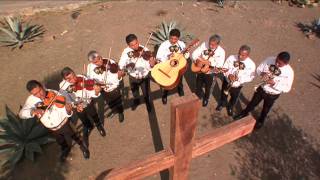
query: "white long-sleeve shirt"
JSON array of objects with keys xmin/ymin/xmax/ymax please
[
  {"xmin": 156, "ymin": 40, "xmax": 186, "ymax": 62},
  {"xmin": 223, "ymin": 55, "xmax": 256, "ymax": 87},
  {"xmin": 87, "ymin": 59, "xmax": 120, "ymax": 92},
  {"xmin": 59, "ymin": 75, "xmax": 99, "ymax": 105},
  {"xmin": 119, "ymin": 45, "xmax": 152, "ymax": 79},
  {"xmin": 191, "ymin": 42, "xmax": 225, "ymax": 74},
  {"xmin": 19, "ymin": 89, "xmax": 72, "ymax": 129},
  {"xmin": 257, "ymin": 56, "xmax": 294, "ymax": 95}
]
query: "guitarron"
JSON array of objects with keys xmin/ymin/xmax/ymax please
[{"xmin": 151, "ymin": 39, "xmax": 199, "ymax": 90}]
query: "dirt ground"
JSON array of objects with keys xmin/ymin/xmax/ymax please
[{"xmin": 0, "ymin": 1, "xmax": 319, "ymax": 180}]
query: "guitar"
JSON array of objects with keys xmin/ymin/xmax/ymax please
[
  {"xmin": 191, "ymin": 48, "xmax": 216, "ymax": 73},
  {"xmin": 151, "ymin": 39, "xmax": 199, "ymax": 90}
]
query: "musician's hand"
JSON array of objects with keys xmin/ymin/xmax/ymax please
[
  {"xmin": 149, "ymin": 57, "xmax": 157, "ymax": 67},
  {"xmin": 196, "ymin": 57, "xmax": 205, "ymax": 64},
  {"xmin": 228, "ymin": 74, "xmax": 236, "ymax": 82},
  {"xmin": 76, "ymin": 103, "xmax": 84, "ymax": 112},
  {"xmin": 93, "ymin": 84, "xmax": 101, "ymax": 96},
  {"xmin": 118, "ymin": 70, "xmax": 125, "ymax": 79},
  {"xmin": 260, "ymin": 72, "xmax": 268, "ymax": 78},
  {"xmin": 32, "ymin": 109, "xmax": 44, "ymax": 118},
  {"xmin": 212, "ymin": 67, "xmax": 220, "ymax": 74},
  {"xmin": 266, "ymin": 79, "xmax": 276, "ymax": 86},
  {"xmin": 65, "ymin": 103, "xmax": 73, "ymax": 115}
]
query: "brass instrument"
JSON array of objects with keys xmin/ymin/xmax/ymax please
[
  {"xmin": 223, "ymin": 61, "xmax": 246, "ymax": 95},
  {"xmin": 254, "ymin": 64, "xmax": 281, "ymax": 91}
]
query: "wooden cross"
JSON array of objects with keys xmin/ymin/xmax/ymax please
[{"xmin": 100, "ymin": 93, "xmax": 256, "ymax": 180}]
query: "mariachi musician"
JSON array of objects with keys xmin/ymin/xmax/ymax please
[
  {"xmin": 86, "ymin": 50, "xmax": 124, "ymax": 123},
  {"xmin": 118, "ymin": 34, "xmax": 157, "ymax": 112},
  {"xmin": 192, "ymin": 34, "xmax": 226, "ymax": 107},
  {"xmin": 19, "ymin": 80, "xmax": 89, "ymax": 161},
  {"xmin": 155, "ymin": 29, "xmax": 188, "ymax": 104},
  {"xmin": 234, "ymin": 51, "xmax": 294, "ymax": 129},
  {"xmin": 59, "ymin": 67, "xmax": 106, "ymax": 149},
  {"xmin": 216, "ymin": 45, "xmax": 256, "ymax": 116}
]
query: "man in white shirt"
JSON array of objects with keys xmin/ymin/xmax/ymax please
[
  {"xmin": 19, "ymin": 80, "xmax": 89, "ymax": 161},
  {"xmin": 234, "ymin": 51, "xmax": 294, "ymax": 129},
  {"xmin": 59, "ymin": 67, "xmax": 106, "ymax": 148},
  {"xmin": 118, "ymin": 34, "xmax": 156, "ymax": 112},
  {"xmin": 192, "ymin": 34, "xmax": 226, "ymax": 107},
  {"xmin": 156, "ymin": 29, "xmax": 185, "ymax": 104},
  {"xmin": 86, "ymin": 50, "xmax": 124, "ymax": 122},
  {"xmin": 216, "ymin": 45, "xmax": 256, "ymax": 116}
]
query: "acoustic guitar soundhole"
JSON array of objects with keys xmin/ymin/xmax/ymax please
[{"xmin": 170, "ymin": 59, "xmax": 179, "ymax": 67}]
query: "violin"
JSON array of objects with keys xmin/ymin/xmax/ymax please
[
  {"xmin": 127, "ymin": 46, "xmax": 155, "ymax": 61},
  {"xmin": 66, "ymin": 77, "xmax": 99, "ymax": 93},
  {"xmin": 94, "ymin": 58, "xmax": 119, "ymax": 74},
  {"xmin": 36, "ymin": 91, "xmax": 66, "ymax": 109}
]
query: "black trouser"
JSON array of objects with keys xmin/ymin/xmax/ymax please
[
  {"xmin": 196, "ymin": 73, "xmax": 215, "ymax": 100},
  {"xmin": 241, "ymin": 86, "xmax": 280, "ymax": 123},
  {"xmin": 104, "ymin": 87, "xmax": 124, "ymax": 114},
  {"xmin": 77, "ymin": 101, "xmax": 101, "ymax": 131},
  {"xmin": 162, "ymin": 78, "xmax": 184, "ymax": 98},
  {"xmin": 129, "ymin": 75, "xmax": 151, "ymax": 103},
  {"xmin": 219, "ymin": 77, "xmax": 242, "ymax": 108},
  {"xmin": 51, "ymin": 120, "xmax": 82, "ymax": 151}
]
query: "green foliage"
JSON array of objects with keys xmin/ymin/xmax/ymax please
[
  {"xmin": 150, "ymin": 21, "xmax": 194, "ymax": 46},
  {"xmin": 0, "ymin": 16, "xmax": 45, "ymax": 49},
  {"xmin": 296, "ymin": 17, "xmax": 320, "ymax": 38},
  {"xmin": 0, "ymin": 106, "xmax": 54, "ymax": 170}
]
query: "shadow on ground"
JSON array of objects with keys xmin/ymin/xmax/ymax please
[
  {"xmin": 11, "ymin": 144, "xmax": 69, "ymax": 180},
  {"xmin": 230, "ymin": 109, "xmax": 320, "ymax": 180}
]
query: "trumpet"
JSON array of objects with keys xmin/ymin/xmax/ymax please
[
  {"xmin": 223, "ymin": 61, "xmax": 246, "ymax": 95},
  {"xmin": 254, "ymin": 64, "xmax": 281, "ymax": 91}
]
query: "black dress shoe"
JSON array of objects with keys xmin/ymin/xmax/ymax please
[
  {"xmin": 131, "ymin": 99, "xmax": 140, "ymax": 110},
  {"xmin": 233, "ymin": 113, "xmax": 248, "ymax": 120},
  {"xmin": 254, "ymin": 121, "xmax": 264, "ymax": 130},
  {"xmin": 227, "ymin": 107, "xmax": 233, "ymax": 116},
  {"xmin": 215, "ymin": 105, "xmax": 223, "ymax": 111},
  {"xmin": 118, "ymin": 113, "xmax": 124, "ymax": 123},
  {"xmin": 80, "ymin": 144, "xmax": 90, "ymax": 159},
  {"xmin": 202, "ymin": 99, "xmax": 208, "ymax": 107},
  {"xmin": 162, "ymin": 96, "xmax": 167, "ymax": 104},
  {"xmin": 97, "ymin": 125, "xmax": 106, "ymax": 137},
  {"xmin": 59, "ymin": 147, "xmax": 71, "ymax": 162}
]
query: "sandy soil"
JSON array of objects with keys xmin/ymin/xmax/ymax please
[{"xmin": 0, "ymin": 1, "xmax": 319, "ymax": 180}]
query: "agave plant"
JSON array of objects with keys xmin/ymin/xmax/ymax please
[
  {"xmin": 0, "ymin": 106, "xmax": 54, "ymax": 170},
  {"xmin": 0, "ymin": 16, "xmax": 45, "ymax": 49},
  {"xmin": 150, "ymin": 21, "xmax": 194, "ymax": 47}
]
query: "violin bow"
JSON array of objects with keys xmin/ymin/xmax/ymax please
[
  {"xmin": 82, "ymin": 63, "xmax": 86, "ymax": 101},
  {"xmin": 138, "ymin": 32, "xmax": 153, "ymax": 59},
  {"xmin": 104, "ymin": 44, "xmax": 113, "ymax": 88},
  {"xmin": 131, "ymin": 32, "xmax": 153, "ymax": 70},
  {"xmin": 40, "ymin": 80, "xmax": 67, "ymax": 117}
]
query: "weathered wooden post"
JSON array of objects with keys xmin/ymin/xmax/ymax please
[{"xmin": 169, "ymin": 94, "xmax": 201, "ymax": 180}]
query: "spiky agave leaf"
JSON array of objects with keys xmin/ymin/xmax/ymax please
[
  {"xmin": 0, "ymin": 16, "xmax": 45, "ymax": 49},
  {"xmin": 151, "ymin": 20, "xmax": 194, "ymax": 46},
  {"xmin": 0, "ymin": 106, "xmax": 53, "ymax": 171}
]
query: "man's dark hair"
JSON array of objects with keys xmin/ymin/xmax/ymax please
[
  {"xmin": 239, "ymin": 45, "xmax": 251, "ymax": 54},
  {"xmin": 26, "ymin": 80, "xmax": 43, "ymax": 92},
  {"xmin": 209, "ymin": 34, "xmax": 221, "ymax": 44},
  {"xmin": 61, "ymin": 67, "xmax": 74, "ymax": 79},
  {"xmin": 126, "ymin": 34, "xmax": 138, "ymax": 44},
  {"xmin": 169, "ymin": 29, "xmax": 181, "ymax": 38},
  {"xmin": 277, "ymin": 51, "xmax": 290, "ymax": 63}
]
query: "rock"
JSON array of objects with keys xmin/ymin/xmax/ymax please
[{"xmin": 60, "ymin": 30, "xmax": 68, "ymax": 36}]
